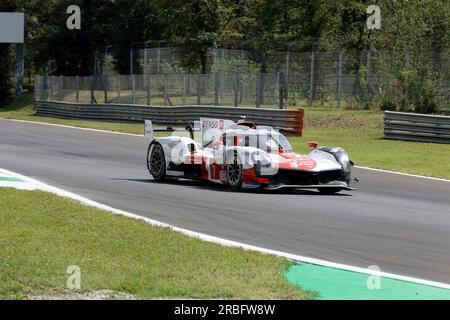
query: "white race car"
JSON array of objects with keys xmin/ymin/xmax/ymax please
[{"xmin": 145, "ymin": 118, "xmax": 357, "ymax": 193}]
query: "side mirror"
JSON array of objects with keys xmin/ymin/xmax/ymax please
[{"xmin": 307, "ymin": 141, "xmax": 318, "ymax": 149}]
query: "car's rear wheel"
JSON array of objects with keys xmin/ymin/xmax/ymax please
[
  {"xmin": 148, "ymin": 143, "xmax": 166, "ymax": 181},
  {"xmin": 227, "ymin": 152, "xmax": 243, "ymax": 190},
  {"xmin": 318, "ymin": 187, "xmax": 342, "ymax": 194}
]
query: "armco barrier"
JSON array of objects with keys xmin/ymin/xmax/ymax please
[
  {"xmin": 35, "ymin": 100, "xmax": 304, "ymax": 135},
  {"xmin": 384, "ymin": 111, "xmax": 450, "ymax": 144}
]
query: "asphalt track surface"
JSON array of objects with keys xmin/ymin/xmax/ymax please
[{"xmin": 1, "ymin": 119, "xmax": 449, "ymax": 283}]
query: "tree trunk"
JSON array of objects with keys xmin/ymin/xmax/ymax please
[{"xmin": 0, "ymin": 44, "xmax": 13, "ymax": 107}]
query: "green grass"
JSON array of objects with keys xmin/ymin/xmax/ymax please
[
  {"xmin": 0, "ymin": 92, "xmax": 144, "ymax": 134},
  {"xmin": 0, "ymin": 188, "xmax": 309, "ymax": 299},
  {"xmin": 2, "ymin": 92, "xmax": 450, "ymax": 179}
]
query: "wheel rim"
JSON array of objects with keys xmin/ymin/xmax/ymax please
[
  {"xmin": 150, "ymin": 147, "xmax": 164, "ymax": 177},
  {"xmin": 227, "ymin": 158, "xmax": 241, "ymax": 186}
]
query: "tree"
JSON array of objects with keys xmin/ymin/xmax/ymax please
[
  {"xmin": 110, "ymin": 0, "xmax": 165, "ymax": 74},
  {"xmin": 161, "ymin": 0, "xmax": 222, "ymax": 73}
]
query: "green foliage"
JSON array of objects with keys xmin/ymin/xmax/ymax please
[
  {"xmin": 414, "ymin": 78, "xmax": 439, "ymax": 114},
  {"xmin": 110, "ymin": 0, "xmax": 165, "ymax": 74},
  {"xmin": 378, "ymin": 67, "xmax": 440, "ymax": 113},
  {"xmin": 5, "ymin": 0, "xmax": 450, "ymax": 113}
]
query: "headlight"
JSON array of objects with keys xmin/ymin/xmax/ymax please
[
  {"xmin": 334, "ymin": 150, "xmax": 351, "ymax": 172},
  {"xmin": 337, "ymin": 152, "xmax": 349, "ymax": 163},
  {"xmin": 252, "ymin": 152, "xmax": 271, "ymax": 167}
]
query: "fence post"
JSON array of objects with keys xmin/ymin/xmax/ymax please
[
  {"xmin": 132, "ymin": 74, "xmax": 136, "ymax": 104},
  {"xmin": 234, "ymin": 73, "xmax": 239, "ymax": 107},
  {"xmin": 103, "ymin": 75, "xmax": 108, "ymax": 103},
  {"xmin": 58, "ymin": 76, "xmax": 63, "ymax": 101},
  {"xmin": 309, "ymin": 45, "xmax": 316, "ymax": 105},
  {"xmin": 43, "ymin": 75, "xmax": 47, "ymax": 100},
  {"xmin": 116, "ymin": 76, "xmax": 121, "ymax": 104},
  {"xmin": 48, "ymin": 76, "xmax": 53, "ymax": 100},
  {"xmin": 337, "ymin": 51, "xmax": 343, "ymax": 109},
  {"xmin": 182, "ymin": 75, "xmax": 186, "ymax": 105},
  {"xmin": 75, "ymin": 76, "xmax": 80, "ymax": 103},
  {"xmin": 157, "ymin": 47, "xmax": 161, "ymax": 74},
  {"xmin": 256, "ymin": 73, "xmax": 263, "ymax": 108},
  {"xmin": 285, "ymin": 51, "xmax": 290, "ymax": 90},
  {"xmin": 404, "ymin": 51, "xmax": 410, "ymax": 105},
  {"xmin": 278, "ymin": 72, "xmax": 284, "ymax": 109},
  {"xmin": 163, "ymin": 74, "xmax": 168, "ymax": 105},
  {"xmin": 90, "ymin": 75, "xmax": 95, "ymax": 104},
  {"xmin": 43, "ymin": 65, "xmax": 47, "ymax": 88},
  {"xmin": 146, "ymin": 74, "xmax": 151, "ymax": 106},
  {"xmin": 143, "ymin": 43, "xmax": 148, "ymax": 74},
  {"xmin": 447, "ymin": 80, "xmax": 450, "ymax": 107},
  {"xmin": 196, "ymin": 75, "xmax": 201, "ymax": 105},
  {"xmin": 214, "ymin": 73, "xmax": 219, "ymax": 105},
  {"xmin": 130, "ymin": 46, "xmax": 134, "ymax": 75},
  {"xmin": 220, "ymin": 49, "xmax": 224, "ymax": 102},
  {"xmin": 34, "ymin": 76, "xmax": 40, "ymax": 100},
  {"xmin": 39, "ymin": 76, "xmax": 47, "ymax": 99},
  {"xmin": 365, "ymin": 49, "xmax": 372, "ymax": 107}
]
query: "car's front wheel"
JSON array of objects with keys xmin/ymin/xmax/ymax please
[
  {"xmin": 226, "ymin": 152, "xmax": 243, "ymax": 190},
  {"xmin": 148, "ymin": 143, "xmax": 166, "ymax": 181}
]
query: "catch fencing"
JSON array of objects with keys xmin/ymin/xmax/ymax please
[
  {"xmin": 384, "ymin": 111, "xmax": 450, "ymax": 144},
  {"xmin": 97, "ymin": 47, "xmax": 450, "ymax": 110},
  {"xmin": 34, "ymin": 73, "xmax": 284, "ymax": 109},
  {"xmin": 41, "ymin": 48, "xmax": 450, "ymax": 110}
]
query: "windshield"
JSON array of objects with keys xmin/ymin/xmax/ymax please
[{"xmin": 265, "ymin": 133, "xmax": 293, "ymax": 152}]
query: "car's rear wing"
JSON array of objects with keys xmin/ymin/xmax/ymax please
[
  {"xmin": 145, "ymin": 118, "xmax": 237, "ymax": 145},
  {"xmin": 144, "ymin": 120, "xmax": 195, "ymax": 140}
]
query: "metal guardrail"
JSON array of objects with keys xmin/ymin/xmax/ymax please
[
  {"xmin": 384, "ymin": 111, "xmax": 450, "ymax": 144},
  {"xmin": 35, "ymin": 100, "xmax": 304, "ymax": 136}
]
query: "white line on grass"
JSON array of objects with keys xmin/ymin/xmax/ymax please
[{"xmin": 1, "ymin": 167, "xmax": 450, "ymax": 290}]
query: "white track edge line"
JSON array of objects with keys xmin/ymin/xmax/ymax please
[
  {"xmin": 1, "ymin": 118, "xmax": 144, "ymax": 137},
  {"xmin": 355, "ymin": 166, "xmax": 450, "ymax": 183},
  {"xmin": 1, "ymin": 167, "xmax": 450, "ymax": 290},
  {"xmin": 3, "ymin": 118, "xmax": 450, "ymax": 183}
]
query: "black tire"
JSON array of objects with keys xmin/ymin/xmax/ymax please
[
  {"xmin": 318, "ymin": 188, "xmax": 342, "ymax": 195},
  {"xmin": 226, "ymin": 152, "xmax": 243, "ymax": 190},
  {"xmin": 148, "ymin": 143, "xmax": 166, "ymax": 181}
]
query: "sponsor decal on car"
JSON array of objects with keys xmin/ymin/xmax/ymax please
[
  {"xmin": 242, "ymin": 182, "xmax": 262, "ymax": 189},
  {"xmin": 290, "ymin": 156, "xmax": 317, "ymax": 170}
]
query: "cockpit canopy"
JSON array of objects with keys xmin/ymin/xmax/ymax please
[{"xmin": 221, "ymin": 128, "xmax": 293, "ymax": 152}]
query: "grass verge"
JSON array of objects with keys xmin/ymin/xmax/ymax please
[
  {"xmin": 0, "ymin": 188, "xmax": 309, "ymax": 299},
  {"xmin": 2, "ymin": 93, "xmax": 450, "ymax": 179}
]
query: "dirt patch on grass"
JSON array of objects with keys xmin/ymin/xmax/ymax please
[{"xmin": 28, "ymin": 290, "xmax": 136, "ymax": 300}]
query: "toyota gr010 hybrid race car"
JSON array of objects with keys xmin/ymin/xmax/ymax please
[{"xmin": 145, "ymin": 118, "xmax": 358, "ymax": 193}]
